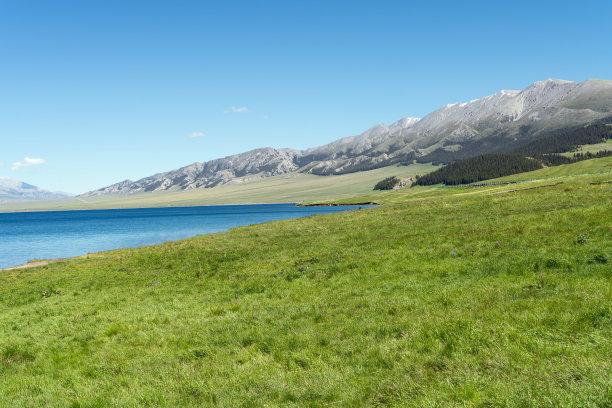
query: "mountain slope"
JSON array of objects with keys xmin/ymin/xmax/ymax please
[
  {"xmin": 0, "ymin": 177, "xmax": 73, "ymax": 202},
  {"xmin": 87, "ymin": 148, "xmax": 301, "ymax": 196},
  {"xmin": 85, "ymin": 78, "xmax": 612, "ymax": 195}
]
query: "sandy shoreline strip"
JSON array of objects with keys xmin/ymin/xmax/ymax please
[{"xmin": 1, "ymin": 258, "xmax": 71, "ymax": 272}]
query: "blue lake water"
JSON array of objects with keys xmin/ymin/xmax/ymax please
[{"xmin": 0, "ymin": 204, "xmax": 367, "ymax": 269}]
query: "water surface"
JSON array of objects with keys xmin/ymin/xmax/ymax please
[{"xmin": 0, "ymin": 204, "xmax": 367, "ymax": 268}]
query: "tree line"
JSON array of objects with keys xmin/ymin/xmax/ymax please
[
  {"xmin": 412, "ymin": 124, "xmax": 612, "ymax": 186},
  {"xmin": 512, "ymin": 124, "xmax": 612, "ymax": 155},
  {"xmin": 413, "ymin": 154, "xmax": 542, "ymax": 185}
]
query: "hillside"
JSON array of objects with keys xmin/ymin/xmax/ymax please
[
  {"xmin": 301, "ymin": 156, "xmax": 612, "ymax": 206},
  {"xmin": 0, "ymin": 157, "xmax": 610, "ymax": 406},
  {"xmin": 411, "ymin": 124, "xmax": 612, "ymax": 186},
  {"xmin": 414, "ymin": 154, "xmax": 543, "ymax": 186},
  {"xmin": 85, "ymin": 78, "xmax": 612, "ymax": 196}
]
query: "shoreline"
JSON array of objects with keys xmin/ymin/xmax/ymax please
[
  {"xmin": 0, "ymin": 203, "xmax": 374, "ymax": 270},
  {"xmin": 1, "ymin": 258, "xmax": 71, "ymax": 272},
  {"xmin": 295, "ymin": 202, "xmax": 380, "ymax": 207}
]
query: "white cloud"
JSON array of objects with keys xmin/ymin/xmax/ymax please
[
  {"xmin": 224, "ymin": 106, "xmax": 249, "ymax": 114},
  {"xmin": 187, "ymin": 131, "xmax": 206, "ymax": 138},
  {"xmin": 262, "ymin": 114, "xmax": 269, "ymax": 119},
  {"xmin": 11, "ymin": 157, "xmax": 46, "ymax": 170}
]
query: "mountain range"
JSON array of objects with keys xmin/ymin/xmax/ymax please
[
  {"xmin": 85, "ymin": 78, "xmax": 612, "ymax": 196},
  {"xmin": 0, "ymin": 177, "xmax": 73, "ymax": 202}
]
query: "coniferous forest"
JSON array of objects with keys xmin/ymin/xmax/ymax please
[
  {"xmin": 512, "ymin": 124, "xmax": 612, "ymax": 155},
  {"xmin": 413, "ymin": 154, "xmax": 542, "ymax": 185},
  {"xmin": 413, "ymin": 124, "xmax": 612, "ymax": 186}
]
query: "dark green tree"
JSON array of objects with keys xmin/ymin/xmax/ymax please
[{"xmin": 374, "ymin": 176, "xmax": 401, "ymax": 190}]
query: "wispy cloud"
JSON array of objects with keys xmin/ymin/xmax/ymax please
[
  {"xmin": 187, "ymin": 131, "xmax": 206, "ymax": 138},
  {"xmin": 262, "ymin": 114, "xmax": 269, "ymax": 119},
  {"xmin": 224, "ymin": 106, "xmax": 249, "ymax": 114},
  {"xmin": 11, "ymin": 157, "xmax": 46, "ymax": 170}
]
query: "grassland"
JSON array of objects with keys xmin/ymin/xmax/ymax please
[
  {"xmin": 316, "ymin": 155, "xmax": 612, "ymax": 206},
  {"xmin": 0, "ymin": 164, "xmax": 436, "ymax": 212},
  {"xmin": 0, "ymin": 158, "xmax": 610, "ymax": 407}
]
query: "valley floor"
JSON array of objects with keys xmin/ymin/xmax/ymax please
[
  {"xmin": 0, "ymin": 164, "xmax": 437, "ymax": 212},
  {"xmin": 0, "ymin": 157, "xmax": 610, "ymax": 406}
]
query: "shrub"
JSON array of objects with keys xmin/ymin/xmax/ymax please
[{"xmin": 374, "ymin": 176, "xmax": 401, "ymax": 190}]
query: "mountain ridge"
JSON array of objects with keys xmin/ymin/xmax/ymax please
[{"xmin": 84, "ymin": 78, "xmax": 612, "ymax": 196}]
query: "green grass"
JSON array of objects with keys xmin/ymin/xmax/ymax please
[
  {"xmin": 560, "ymin": 139, "xmax": 612, "ymax": 157},
  {"xmin": 0, "ymin": 164, "xmax": 437, "ymax": 212},
  {"xmin": 491, "ymin": 155, "xmax": 612, "ymax": 182},
  {"xmin": 0, "ymin": 158, "xmax": 611, "ymax": 406}
]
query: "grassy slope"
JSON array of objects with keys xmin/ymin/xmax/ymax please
[
  {"xmin": 318, "ymin": 156, "xmax": 612, "ymax": 205},
  {"xmin": 560, "ymin": 139, "xmax": 612, "ymax": 157},
  {"xmin": 492, "ymin": 155, "xmax": 612, "ymax": 182},
  {"xmin": 0, "ymin": 158, "xmax": 611, "ymax": 407},
  {"xmin": 0, "ymin": 164, "xmax": 436, "ymax": 212}
]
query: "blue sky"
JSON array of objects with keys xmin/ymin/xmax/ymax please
[{"xmin": 1, "ymin": 0, "xmax": 611, "ymax": 194}]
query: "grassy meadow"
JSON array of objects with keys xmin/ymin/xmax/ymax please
[{"xmin": 0, "ymin": 157, "xmax": 611, "ymax": 406}]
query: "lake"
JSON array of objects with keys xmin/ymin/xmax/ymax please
[{"xmin": 0, "ymin": 204, "xmax": 368, "ymax": 269}]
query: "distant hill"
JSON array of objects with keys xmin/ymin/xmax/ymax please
[
  {"xmin": 0, "ymin": 177, "xmax": 73, "ymax": 202},
  {"xmin": 84, "ymin": 78, "xmax": 612, "ymax": 196}
]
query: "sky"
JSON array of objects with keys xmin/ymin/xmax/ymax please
[{"xmin": 1, "ymin": 0, "xmax": 611, "ymax": 194}]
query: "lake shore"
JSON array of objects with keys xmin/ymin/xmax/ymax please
[
  {"xmin": 0, "ymin": 258, "xmax": 71, "ymax": 272},
  {"xmin": 0, "ymin": 203, "xmax": 364, "ymax": 269}
]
